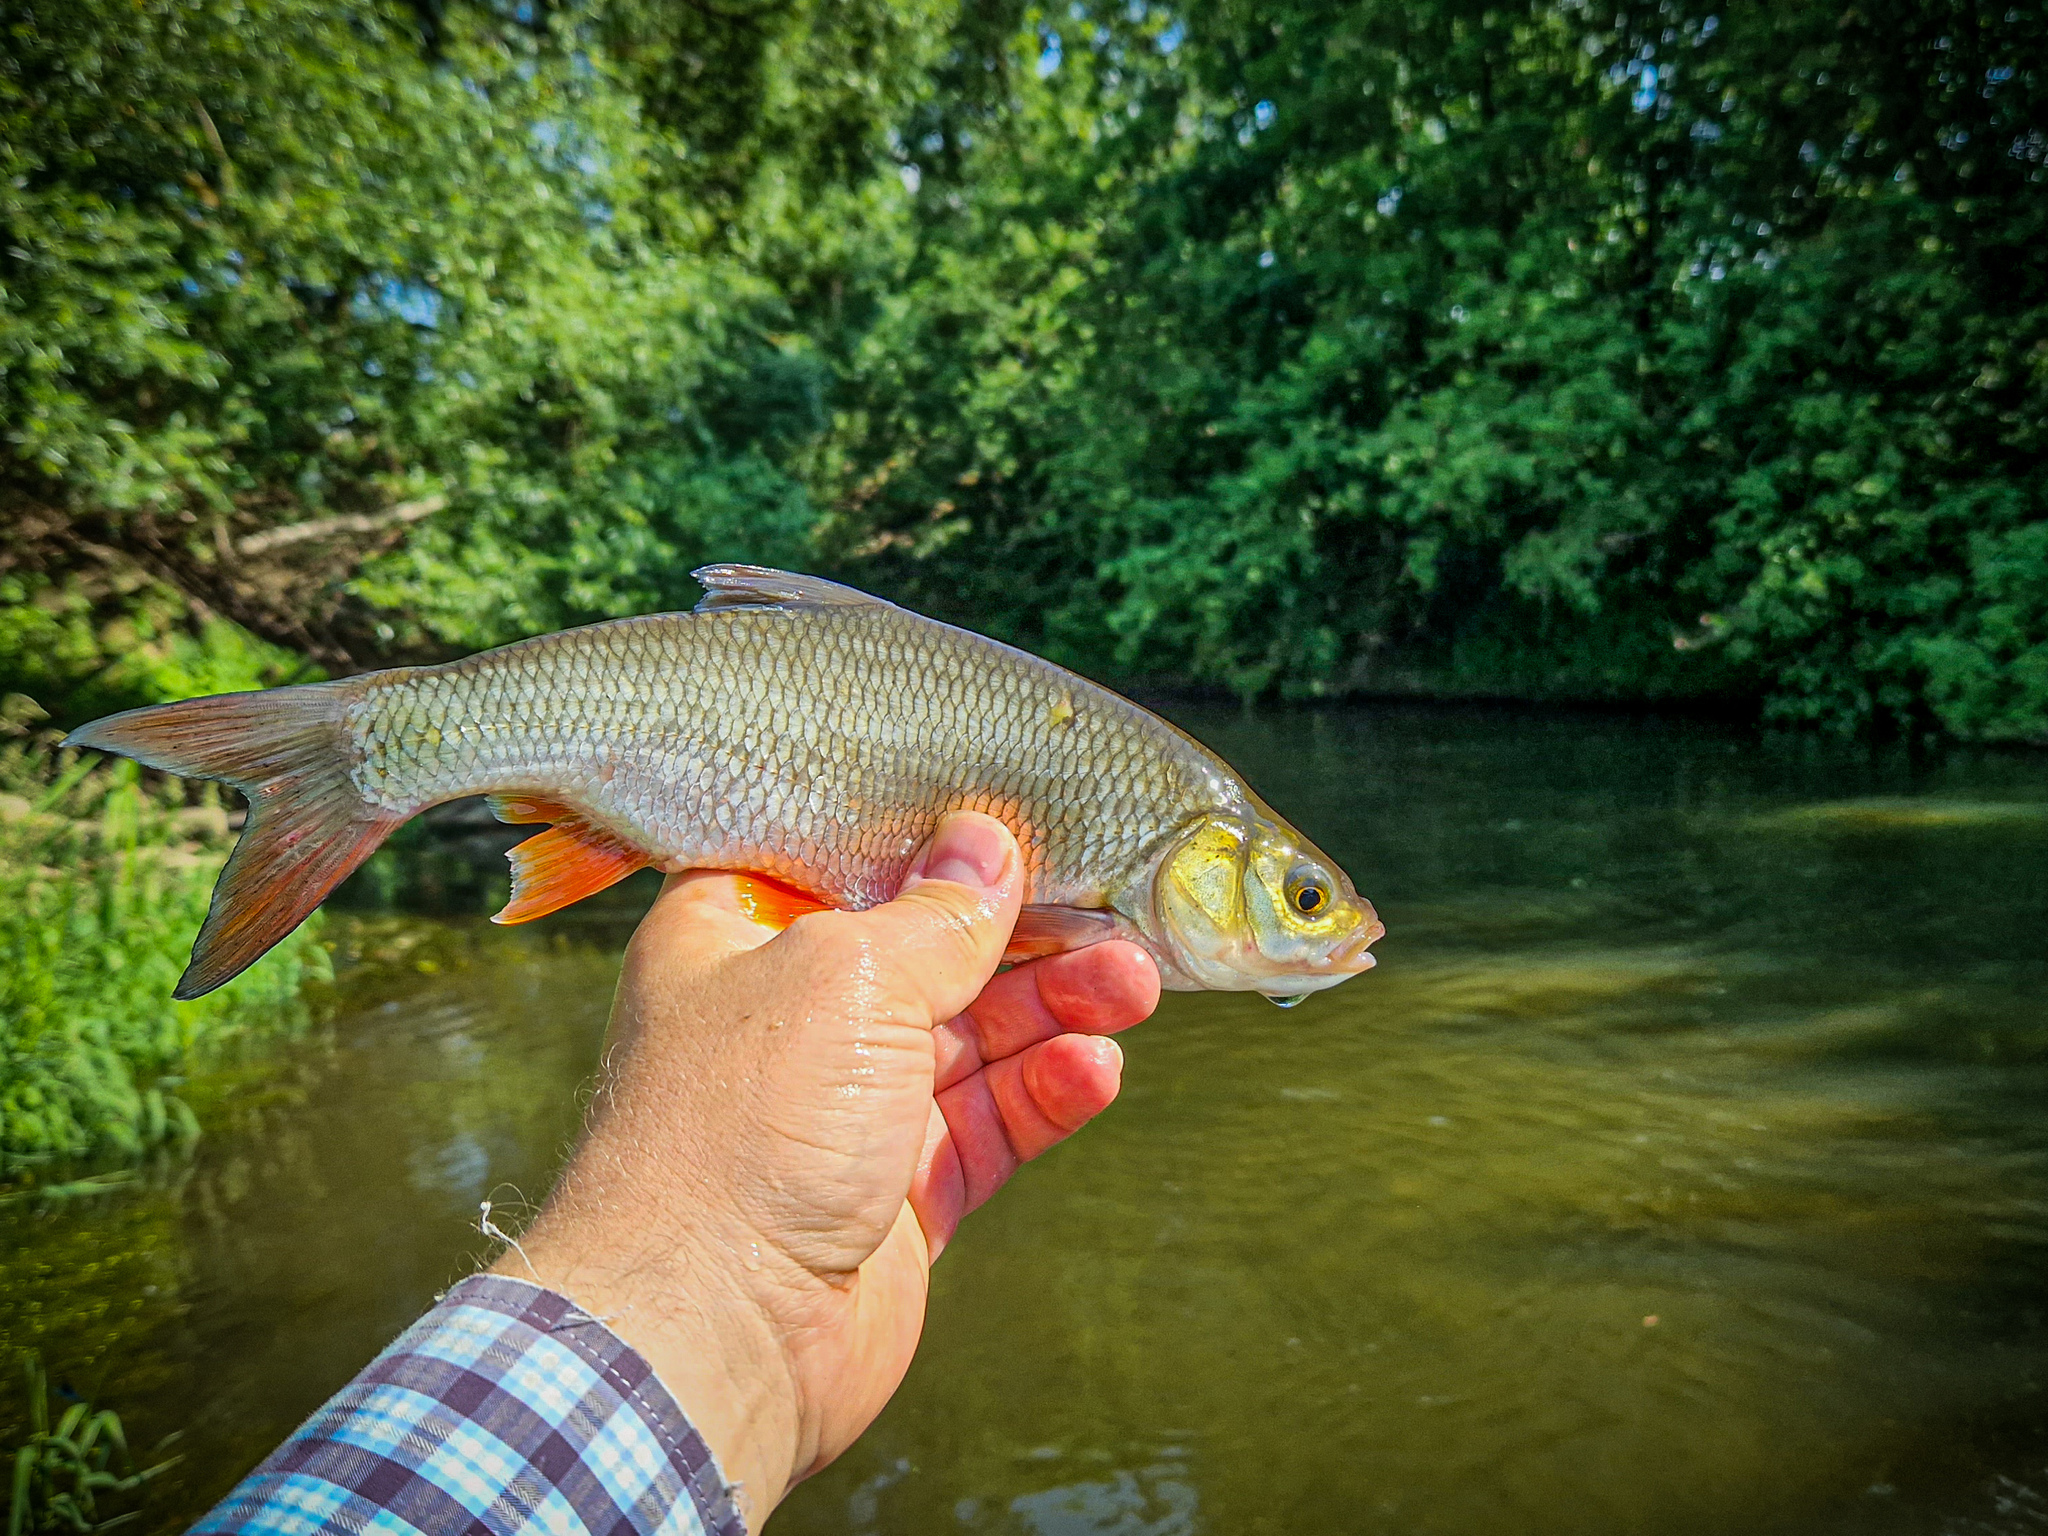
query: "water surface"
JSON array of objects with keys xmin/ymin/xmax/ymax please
[{"xmin": 6, "ymin": 706, "xmax": 2048, "ymax": 1534}]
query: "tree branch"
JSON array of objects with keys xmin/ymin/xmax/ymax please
[{"xmin": 235, "ymin": 494, "xmax": 448, "ymax": 557}]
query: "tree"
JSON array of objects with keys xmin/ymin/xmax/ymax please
[
  {"xmin": 5, "ymin": 0, "xmax": 2042, "ymax": 739},
  {"xmin": 0, "ymin": 0, "xmax": 934, "ymax": 713},
  {"xmin": 825, "ymin": 0, "xmax": 2048, "ymax": 738}
]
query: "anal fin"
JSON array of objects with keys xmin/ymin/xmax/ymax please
[
  {"xmin": 495, "ymin": 813, "xmax": 650, "ymax": 924},
  {"xmin": 1003, "ymin": 904, "xmax": 1121, "ymax": 964}
]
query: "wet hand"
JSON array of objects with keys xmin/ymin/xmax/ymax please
[{"xmin": 496, "ymin": 813, "xmax": 1160, "ymax": 1529}]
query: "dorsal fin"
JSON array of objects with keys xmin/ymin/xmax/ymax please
[{"xmin": 691, "ymin": 564, "xmax": 893, "ymax": 614}]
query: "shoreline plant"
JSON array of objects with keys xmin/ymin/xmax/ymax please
[
  {"xmin": 0, "ymin": 724, "xmax": 328, "ymax": 1166},
  {"xmin": 3, "ymin": 0, "xmax": 2040, "ymax": 744}
]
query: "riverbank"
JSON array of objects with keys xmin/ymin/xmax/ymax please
[{"xmin": 0, "ymin": 742, "xmax": 329, "ymax": 1167}]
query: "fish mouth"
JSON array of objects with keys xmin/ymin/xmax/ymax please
[{"xmin": 1327, "ymin": 908, "xmax": 1386, "ymax": 973}]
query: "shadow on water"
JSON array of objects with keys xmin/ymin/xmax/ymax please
[{"xmin": 6, "ymin": 704, "xmax": 2048, "ymax": 1534}]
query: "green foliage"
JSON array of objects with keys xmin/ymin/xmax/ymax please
[
  {"xmin": 0, "ymin": 577, "xmax": 310, "ymax": 730},
  {"xmin": 5, "ymin": 1354, "xmax": 176, "ymax": 1535},
  {"xmin": 0, "ymin": 0, "xmax": 912, "ymax": 672},
  {"xmin": 0, "ymin": 749, "xmax": 328, "ymax": 1164},
  {"xmin": 2, "ymin": 0, "xmax": 2042, "ymax": 739},
  {"xmin": 827, "ymin": 0, "xmax": 2048, "ymax": 739}
]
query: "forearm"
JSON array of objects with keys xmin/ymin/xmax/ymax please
[
  {"xmin": 192, "ymin": 1275, "xmax": 745, "ymax": 1536},
  {"xmin": 494, "ymin": 1146, "xmax": 811, "ymax": 1531}
]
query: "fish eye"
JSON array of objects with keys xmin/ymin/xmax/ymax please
[{"xmin": 1287, "ymin": 870, "xmax": 1330, "ymax": 917}]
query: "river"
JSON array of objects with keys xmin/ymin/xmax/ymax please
[{"xmin": 5, "ymin": 703, "xmax": 2048, "ymax": 1534}]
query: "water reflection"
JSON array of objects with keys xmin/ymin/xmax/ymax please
[
  {"xmin": 779, "ymin": 707, "xmax": 2048, "ymax": 1536},
  {"xmin": 0, "ymin": 916, "xmax": 634, "ymax": 1530},
  {"xmin": 3, "ymin": 705, "xmax": 2047, "ymax": 1535},
  {"xmin": 1003, "ymin": 1461, "xmax": 1200, "ymax": 1536}
]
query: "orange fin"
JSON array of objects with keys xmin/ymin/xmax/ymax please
[
  {"xmin": 63, "ymin": 683, "xmax": 400, "ymax": 999},
  {"xmin": 731, "ymin": 873, "xmax": 834, "ymax": 930},
  {"xmin": 494, "ymin": 816, "xmax": 649, "ymax": 924},
  {"xmin": 488, "ymin": 793, "xmax": 576, "ymax": 826},
  {"xmin": 1003, "ymin": 903, "xmax": 1121, "ymax": 964}
]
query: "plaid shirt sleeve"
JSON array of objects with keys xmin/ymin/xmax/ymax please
[{"xmin": 191, "ymin": 1274, "xmax": 746, "ymax": 1536}]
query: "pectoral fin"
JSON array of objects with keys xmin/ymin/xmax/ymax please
[
  {"xmin": 1003, "ymin": 904, "xmax": 1121, "ymax": 964},
  {"xmin": 731, "ymin": 873, "xmax": 834, "ymax": 929}
]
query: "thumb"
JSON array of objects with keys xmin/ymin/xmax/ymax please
[{"xmin": 833, "ymin": 811, "xmax": 1024, "ymax": 1027}]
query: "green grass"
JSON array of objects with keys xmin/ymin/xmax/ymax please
[{"xmin": 0, "ymin": 740, "xmax": 329, "ymax": 1166}]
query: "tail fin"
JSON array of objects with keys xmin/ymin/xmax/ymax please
[{"xmin": 63, "ymin": 685, "xmax": 398, "ymax": 999}]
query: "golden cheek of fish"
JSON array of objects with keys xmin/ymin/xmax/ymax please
[{"xmin": 64, "ymin": 566, "xmax": 1383, "ymax": 1002}]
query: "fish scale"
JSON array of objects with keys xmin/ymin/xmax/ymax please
[{"xmin": 347, "ymin": 587, "xmax": 1231, "ymax": 911}]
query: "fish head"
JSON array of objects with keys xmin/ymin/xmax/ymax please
[{"xmin": 1142, "ymin": 812, "xmax": 1382, "ymax": 998}]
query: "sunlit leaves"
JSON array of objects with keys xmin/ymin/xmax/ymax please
[
  {"xmin": 4, "ymin": 0, "xmax": 2042, "ymax": 739},
  {"xmin": 825, "ymin": 0, "xmax": 2047, "ymax": 738}
]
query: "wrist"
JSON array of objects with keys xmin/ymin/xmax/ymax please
[{"xmin": 496, "ymin": 1213, "xmax": 806, "ymax": 1530}]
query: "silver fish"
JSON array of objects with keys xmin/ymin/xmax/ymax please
[{"xmin": 66, "ymin": 566, "xmax": 1382, "ymax": 1000}]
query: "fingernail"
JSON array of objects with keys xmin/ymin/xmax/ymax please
[{"xmin": 912, "ymin": 814, "xmax": 1013, "ymax": 893}]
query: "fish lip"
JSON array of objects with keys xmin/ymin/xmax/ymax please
[{"xmin": 1323, "ymin": 912, "xmax": 1385, "ymax": 973}]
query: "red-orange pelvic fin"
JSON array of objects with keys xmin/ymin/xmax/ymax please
[
  {"xmin": 494, "ymin": 817, "xmax": 649, "ymax": 924},
  {"xmin": 731, "ymin": 873, "xmax": 834, "ymax": 931},
  {"xmin": 487, "ymin": 792, "xmax": 577, "ymax": 826},
  {"xmin": 1003, "ymin": 903, "xmax": 1121, "ymax": 964}
]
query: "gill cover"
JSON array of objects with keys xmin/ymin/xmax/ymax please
[{"xmin": 1149, "ymin": 815, "xmax": 1251, "ymax": 989}]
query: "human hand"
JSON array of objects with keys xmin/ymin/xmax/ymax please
[{"xmin": 496, "ymin": 813, "xmax": 1160, "ymax": 1528}]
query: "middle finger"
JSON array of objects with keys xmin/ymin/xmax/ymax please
[{"xmin": 933, "ymin": 940, "xmax": 1159, "ymax": 1091}]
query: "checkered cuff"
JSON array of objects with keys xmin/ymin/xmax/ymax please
[{"xmin": 192, "ymin": 1274, "xmax": 746, "ymax": 1536}]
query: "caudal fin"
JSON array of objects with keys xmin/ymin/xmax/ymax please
[{"xmin": 64, "ymin": 685, "xmax": 398, "ymax": 999}]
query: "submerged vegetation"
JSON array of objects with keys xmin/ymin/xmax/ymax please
[
  {"xmin": 4, "ymin": 1354, "xmax": 177, "ymax": 1536},
  {"xmin": 0, "ymin": 0, "xmax": 2041, "ymax": 741},
  {"xmin": 0, "ymin": 727, "xmax": 327, "ymax": 1166}
]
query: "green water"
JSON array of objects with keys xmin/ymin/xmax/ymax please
[{"xmin": 6, "ymin": 705, "xmax": 2048, "ymax": 1534}]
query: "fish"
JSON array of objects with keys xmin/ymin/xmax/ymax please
[{"xmin": 63, "ymin": 566, "xmax": 1383, "ymax": 1003}]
